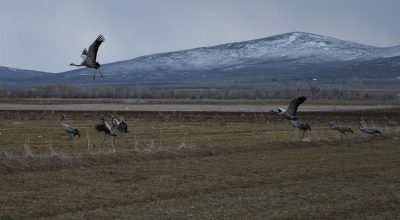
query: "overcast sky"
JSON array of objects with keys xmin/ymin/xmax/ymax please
[{"xmin": 1, "ymin": 0, "xmax": 399, "ymax": 72}]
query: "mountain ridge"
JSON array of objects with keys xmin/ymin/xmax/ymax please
[{"xmin": 1, "ymin": 32, "xmax": 400, "ymax": 87}]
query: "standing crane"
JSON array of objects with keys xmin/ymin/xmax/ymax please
[
  {"xmin": 289, "ymin": 120, "xmax": 311, "ymax": 138},
  {"xmin": 359, "ymin": 122, "xmax": 383, "ymax": 137},
  {"xmin": 60, "ymin": 114, "xmax": 80, "ymax": 144},
  {"xmin": 329, "ymin": 121, "xmax": 354, "ymax": 139},
  {"xmin": 70, "ymin": 35, "xmax": 105, "ymax": 79}
]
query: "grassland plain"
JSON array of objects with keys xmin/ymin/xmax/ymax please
[{"xmin": 0, "ymin": 101, "xmax": 399, "ymax": 219}]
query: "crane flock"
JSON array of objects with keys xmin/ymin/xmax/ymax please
[
  {"xmin": 58, "ymin": 96, "xmax": 386, "ymax": 147},
  {"xmin": 273, "ymin": 96, "xmax": 386, "ymax": 140},
  {"xmin": 60, "ymin": 114, "xmax": 124, "ymax": 147}
]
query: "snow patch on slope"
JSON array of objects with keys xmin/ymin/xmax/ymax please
[{"xmin": 61, "ymin": 32, "xmax": 400, "ymax": 81}]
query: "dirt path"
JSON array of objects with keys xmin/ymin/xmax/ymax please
[{"xmin": 0, "ymin": 103, "xmax": 397, "ymax": 112}]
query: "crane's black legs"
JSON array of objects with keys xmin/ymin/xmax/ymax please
[
  {"xmin": 98, "ymin": 69, "xmax": 104, "ymax": 78},
  {"xmin": 111, "ymin": 136, "xmax": 116, "ymax": 152},
  {"xmin": 92, "ymin": 69, "xmax": 104, "ymax": 79},
  {"xmin": 64, "ymin": 135, "xmax": 73, "ymax": 146}
]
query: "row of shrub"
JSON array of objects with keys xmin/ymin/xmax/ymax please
[{"xmin": 0, "ymin": 83, "xmax": 398, "ymax": 100}]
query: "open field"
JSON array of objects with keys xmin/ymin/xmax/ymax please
[{"xmin": 1, "ymin": 99, "xmax": 400, "ymax": 219}]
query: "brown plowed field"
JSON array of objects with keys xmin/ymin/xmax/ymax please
[{"xmin": 1, "ymin": 99, "xmax": 399, "ymax": 219}]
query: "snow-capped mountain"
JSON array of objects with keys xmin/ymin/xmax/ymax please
[
  {"xmin": 59, "ymin": 32, "xmax": 400, "ymax": 85},
  {"xmin": 2, "ymin": 32, "xmax": 400, "ymax": 86}
]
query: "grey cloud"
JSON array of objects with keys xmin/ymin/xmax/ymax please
[{"xmin": 0, "ymin": 0, "xmax": 399, "ymax": 72}]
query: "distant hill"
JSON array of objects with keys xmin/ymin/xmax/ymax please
[
  {"xmin": 0, "ymin": 66, "xmax": 56, "ymax": 87},
  {"xmin": 1, "ymin": 32, "xmax": 400, "ymax": 88}
]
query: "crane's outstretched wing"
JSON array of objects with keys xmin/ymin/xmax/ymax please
[
  {"xmin": 287, "ymin": 96, "xmax": 307, "ymax": 116},
  {"xmin": 87, "ymin": 35, "xmax": 105, "ymax": 62},
  {"xmin": 104, "ymin": 121, "xmax": 113, "ymax": 133},
  {"xmin": 81, "ymin": 48, "xmax": 88, "ymax": 60}
]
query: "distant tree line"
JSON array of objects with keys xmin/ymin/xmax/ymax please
[{"xmin": 0, "ymin": 83, "xmax": 398, "ymax": 100}]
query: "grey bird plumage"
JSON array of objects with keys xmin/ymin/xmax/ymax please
[
  {"xmin": 329, "ymin": 121, "xmax": 353, "ymax": 139},
  {"xmin": 95, "ymin": 118, "xmax": 117, "ymax": 136},
  {"xmin": 60, "ymin": 114, "xmax": 80, "ymax": 141},
  {"xmin": 289, "ymin": 120, "xmax": 311, "ymax": 138},
  {"xmin": 273, "ymin": 96, "xmax": 307, "ymax": 121},
  {"xmin": 110, "ymin": 114, "xmax": 128, "ymax": 134},
  {"xmin": 70, "ymin": 35, "xmax": 105, "ymax": 79},
  {"xmin": 359, "ymin": 122, "xmax": 382, "ymax": 136}
]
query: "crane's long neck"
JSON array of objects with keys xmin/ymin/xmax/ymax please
[{"xmin": 70, "ymin": 63, "xmax": 82, "ymax": 67}]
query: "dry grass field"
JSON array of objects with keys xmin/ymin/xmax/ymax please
[{"xmin": 0, "ymin": 99, "xmax": 399, "ymax": 219}]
